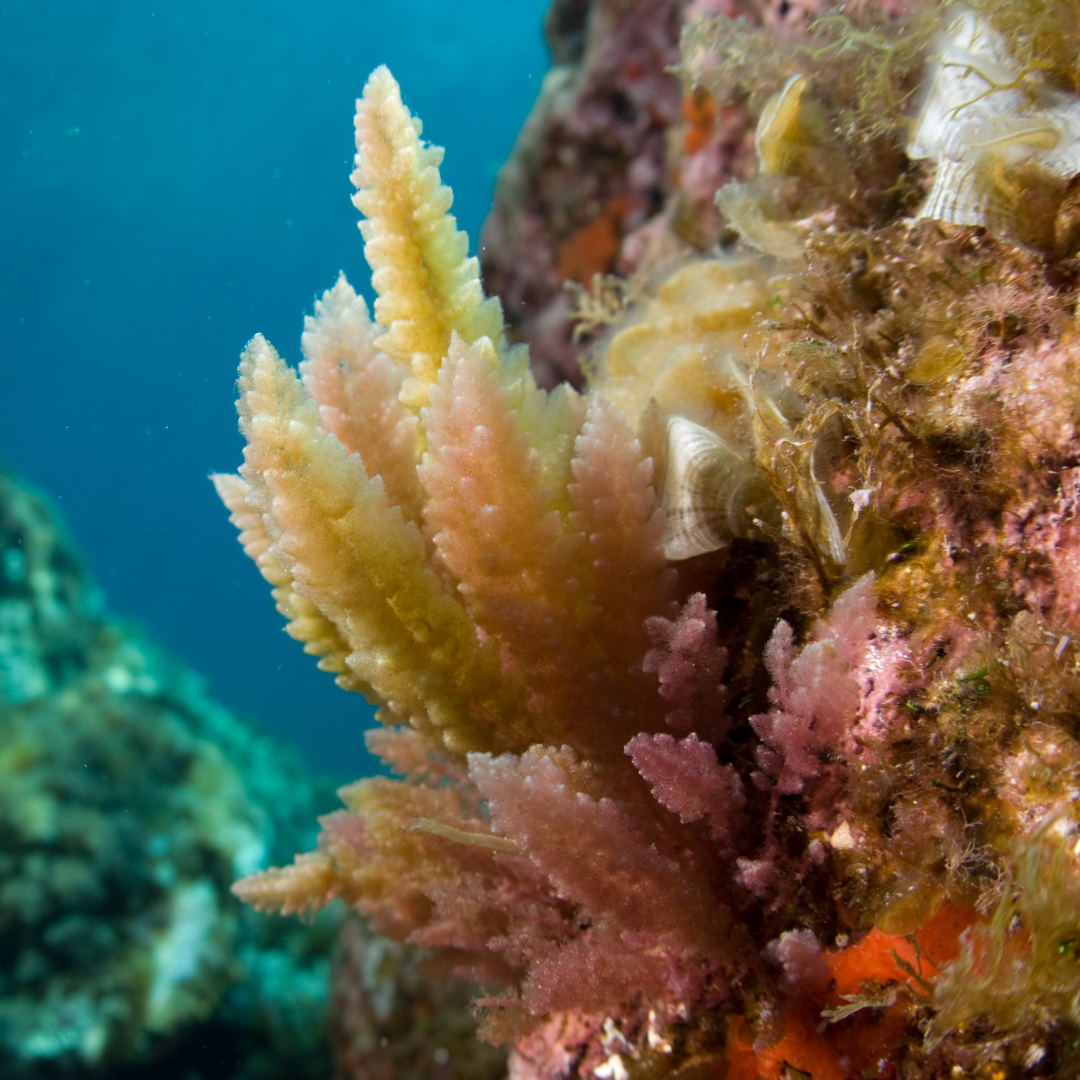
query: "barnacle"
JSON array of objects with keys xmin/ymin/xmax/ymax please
[
  {"xmin": 595, "ymin": 260, "xmax": 783, "ymax": 561},
  {"xmin": 754, "ymin": 71, "xmax": 853, "ymax": 195},
  {"xmin": 715, "ymin": 77, "xmax": 828, "ymax": 260}
]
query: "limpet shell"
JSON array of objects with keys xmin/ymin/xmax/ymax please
[{"xmin": 660, "ymin": 415, "xmax": 781, "ymax": 560}]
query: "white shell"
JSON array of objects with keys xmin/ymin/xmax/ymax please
[
  {"xmin": 660, "ymin": 416, "xmax": 780, "ymax": 560},
  {"xmin": 908, "ymin": 7, "xmax": 1080, "ymax": 231}
]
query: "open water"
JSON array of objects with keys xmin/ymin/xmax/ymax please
[{"xmin": 0, "ymin": 0, "xmax": 551, "ymax": 777}]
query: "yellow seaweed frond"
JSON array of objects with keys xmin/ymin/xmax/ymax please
[
  {"xmin": 234, "ymin": 334, "xmax": 541, "ymax": 755},
  {"xmin": 420, "ymin": 339, "xmax": 674, "ymax": 768},
  {"xmin": 418, "ymin": 336, "xmax": 585, "ymax": 747},
  {"xmin": 211, "ymin": 471, "xmax": 367, "ymax": 694},
  {"xmin": 329, "ymin": 775, "xmax": 504, "ymax": 936},
  {"xmin": 298, "ymin": 272, "xmax": 426, "ymax": 526},
  {"xmin": 352, "ymin": 66, "xmax": 505, "ymax": 410},
  {"xmin": 232, "ymin": 851, "xmax": 338, "ymax": 916}
]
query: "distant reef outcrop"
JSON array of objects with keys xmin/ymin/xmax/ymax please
[{"xmin": 0, "ymin": 463, "xmax": 337, "ymax": 1079}]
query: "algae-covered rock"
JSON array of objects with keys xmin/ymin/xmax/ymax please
[{"xmin": 0, "ymin": 464, "xmax": 337, "ymax": 1078}]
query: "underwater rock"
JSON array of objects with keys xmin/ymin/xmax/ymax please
[
  {"xmin": 0, "ymin": 464, "xmax": 336, "ymax": 1079},
  {"xmin": 221, "ymin": 1, "xmax": 1080, "ymax": 1078},
  {"xmin": 480, "ymin": 0, "xmax": 689, "ymax": 387},
  {"xmin": 480, "ymin": 0, "xmax": 882, "ymax": 389}
]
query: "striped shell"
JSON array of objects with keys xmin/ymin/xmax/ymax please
[
  {"xmin": 660, "ymin": 415, "xmax": 781, "ymax": 561},
  {"xmin": 909, "ymin": 7, "xmax": 1080, "ymax": 238}
]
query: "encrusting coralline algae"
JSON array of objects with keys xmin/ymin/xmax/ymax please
[{"xmin": 217, "ymin": 1, "xmax": 1080, "ymax": 1076}]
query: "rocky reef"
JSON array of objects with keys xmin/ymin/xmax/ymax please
[
  {"xmin": 219, "ymin": 1, "xmax": 1080, "ymax": 1077},
  {"xmin": 0, "ymin": 463, "xmax": 338, "ymax": 1078},
  {"xmin": 479, "ymin": 0, "xmax": 848, "ymax": 386},
  {"xmin": 479, "ymin": 0, "xmax": 687, "ymax": 386},
  {"xmin": 0, "ymin": 463, "xmax": 506, "ymax": 1079}
]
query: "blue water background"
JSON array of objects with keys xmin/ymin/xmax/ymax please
[{"xmin": 0, "ymin": 0, "xmax": 551, "ymax": 777}]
